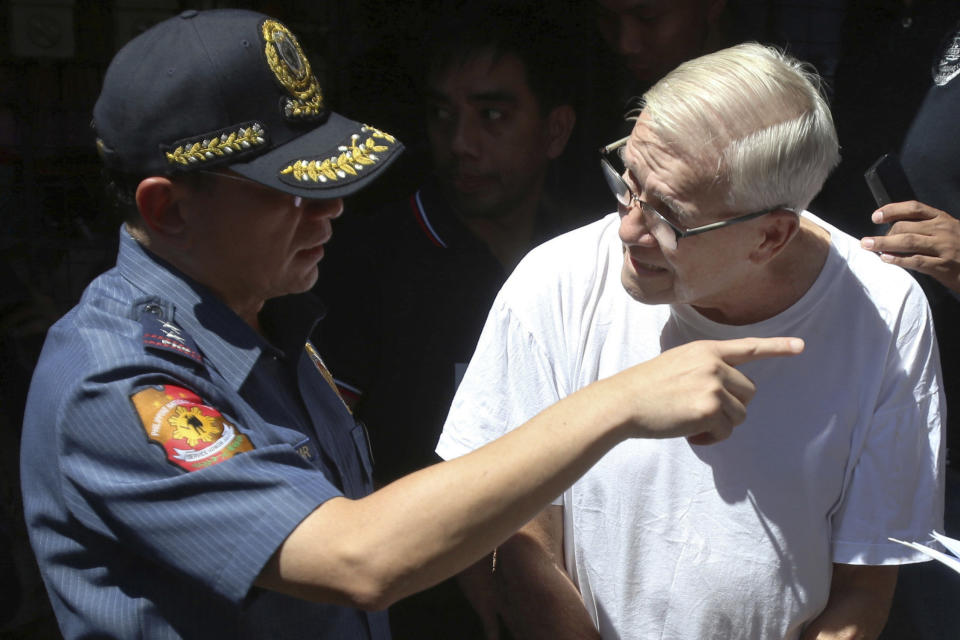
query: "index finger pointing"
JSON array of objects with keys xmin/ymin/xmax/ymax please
[{"xmin": 714, "ymin": 337, "xmax": 805, "ymax": 367}]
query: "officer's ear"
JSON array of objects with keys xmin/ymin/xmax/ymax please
[
  {"xmin": 545, "ymin": 104, "xmax": 576, "ymax": 160},
  {"xmin": 135, "ymin": 177, "xmax": 189, "ymax": 242},
  {"xmin": 749, "ymin": 209, "xmax": 800, "ymax": 264}
]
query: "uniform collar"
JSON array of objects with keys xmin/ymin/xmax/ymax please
[
  {"xmin": 116, "ymin": 226, "xmax": 321, "ymax": 389},
  {"xmin": 260, "ymin": 291, "xmax": 325, "ymax": 359},
  {"xmin": 410, "ymin": 177, "xmax": 564, "ymax": 252},
  {"xmin": 409, "ymin": 178, "xmax": 476, "ymax": 250}
]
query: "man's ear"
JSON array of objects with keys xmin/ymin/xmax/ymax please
[
  {"xmin": 545, "ymin": 104, "xmax": 576, "ymax": 160},
  {"xmin": 135, "ymin": 177, "xmax": 188, "ymax": 241},
  {"xmin": 749, "ymin": 209, "xmax": 799, "ymax": 264}
]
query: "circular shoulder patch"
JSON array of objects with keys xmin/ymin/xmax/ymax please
[{"xmin": 130, "ymin": 385, "xmax": 254, "ymax": 472}]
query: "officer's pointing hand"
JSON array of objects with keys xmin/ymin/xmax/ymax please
[{"xmin": 609, "ymin": 337, "xmax": 804, "ymax": 444}]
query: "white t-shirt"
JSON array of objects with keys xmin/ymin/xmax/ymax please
[{"xmin": 437, "ymin": 212, "xmax": 945, "ymax": 640}]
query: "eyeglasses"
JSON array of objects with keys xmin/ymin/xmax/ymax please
[
  {"xmin": 196, "ymin": 170, "xmax": 304, "ymax": 207},
  {"xmin": 599, "ymin": 136, "xmax": 792, "ymax": 251}
]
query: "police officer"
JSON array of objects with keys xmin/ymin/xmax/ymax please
[{"xmin": 20, "ymin": 9, "xmax": 802, "ymax": 639}]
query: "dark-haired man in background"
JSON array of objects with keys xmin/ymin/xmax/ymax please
[
  {"xmin": 314, "ymin": 4, "xmax": 578, "ymax": 635},
  {"xmin": 316, "ymin": 0, "xmax": 578, "ymax": 485},
  {"xmin": 595, "ymin": 0, "xmax": 727, "ymax": 86}
]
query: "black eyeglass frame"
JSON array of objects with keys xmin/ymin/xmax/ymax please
[{"xmin": 599, "ymin": 136, "xmax": 795, "ymax": 246}]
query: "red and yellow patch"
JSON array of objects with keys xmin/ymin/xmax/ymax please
[{"xmin": 130, "ymin": 385, "xmax": 254, "ymax": 471}]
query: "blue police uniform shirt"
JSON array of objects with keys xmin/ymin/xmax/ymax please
[{"xmin": 21, "ymin": 228, "xmax": 389, "ymax": 639}]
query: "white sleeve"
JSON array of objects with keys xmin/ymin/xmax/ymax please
[
  {"xmin": 831, "ymin": 288, "xmax": 946, "ymax": 565},
  {"xmin": 436, "ymin": 295, "xmax": 566, "ymax": 462}
]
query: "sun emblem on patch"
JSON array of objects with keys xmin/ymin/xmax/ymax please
[
  {"xmin": 261, "ymin": 19, "xmax": 325, "ymax": 120},
  {"xmin": 130, "ymin": 386, "xmax": 255, "ymax": 472},
  {"xmin": 169, "ymin": 406, "xmax": 221, "ymax": 446}
]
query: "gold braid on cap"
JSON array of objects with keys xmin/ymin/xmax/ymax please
[
  {"xmin": 280, "ymin": 126, "xmax": 397, "ymax": 184},
  {"xmin": 262, "ymin": 19, "xmax": 325, "ymax": 121},
  {"xmin": 164, "ymin": 123, "xmax": 267, "ymax": 167}
]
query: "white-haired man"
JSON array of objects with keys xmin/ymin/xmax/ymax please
[{"xmin": 437, "ymin": 43, "xmax": 945, "ymax": 639}]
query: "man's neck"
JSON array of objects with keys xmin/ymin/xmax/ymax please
[
  {"xmin": 694, "ymin": 218, "xmax": 831, "ymax": 325},
  {"xmin": 134, "ymin": 230, "xmax": 267, "ymax": 334},
  {"xmin": 457, "ymin": 191, "xmax": 542, "ymax": 272}
]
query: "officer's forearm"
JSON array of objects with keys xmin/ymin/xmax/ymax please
[
  {"xmin": 255, "ymin": 372, "xmax": 628, "ymax": 610},
  {"xmin": 255, "ymin": 337, "xmax": 802, "ymax": 609}
]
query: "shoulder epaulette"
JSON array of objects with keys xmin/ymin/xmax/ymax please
[{"xmin": 138, "ymin": 302, "xmax": 204, "ymax": 364}]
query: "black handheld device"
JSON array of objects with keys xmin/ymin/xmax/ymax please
[{"xmin": 864, "ymin": 153, "xmax": 915, "ymax": 207}]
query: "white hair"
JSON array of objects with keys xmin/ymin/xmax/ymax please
[{"xmin": 639, "ymin": 43, "xmax": 840, "ymax": 213}]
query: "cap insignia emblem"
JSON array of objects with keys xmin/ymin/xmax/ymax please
[
  {"xmin": 261, "ymin": 19, "xmax": 325, "ymax": 121},
  {"xmin": 164, "ymin": 122, "xmax": 267, "ymax": 168},
  {"xmin": 279, "ymin": 125, "xmax": 398, "ymax": 186}
]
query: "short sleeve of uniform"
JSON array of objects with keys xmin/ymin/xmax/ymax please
[
  {"xmin": 46, "ymin": 349, "xmax": 341, "ymax": 605},
  {"xmin": 830, "ymin": 283, "xmax": 946, "ymax": 564},
  {"xmin": 436, "ymin": 291, "xmax": 565, "ymax": 462}
]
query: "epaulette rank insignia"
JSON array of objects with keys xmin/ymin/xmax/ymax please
[
  {"xmin": 140, "ymin": 308, "xmax": 203, "ymax": 364},
  {"xmin": 279, "ymin": 126, "xmax": 399, "ymax": 188},
  {"xmin": 131, "ymin": 385, "xmax": 254, "ymax": 472}
]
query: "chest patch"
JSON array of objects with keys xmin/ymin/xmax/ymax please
[
  {"xmin": 131, "ymin": 385, "xmax": 254, "ymax": 471},
  {"xmin": 305, "ymin": 341, "xmax": 351, "ymax": 413}
]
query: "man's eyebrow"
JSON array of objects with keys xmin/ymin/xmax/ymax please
[
  {"xmin": 467, "ymin": 90, "xmax": 518, "ymax": 104},
  {"xmin": 621, "ymin": 149, "xmax": 691, "ymax": 223},
  {"xmin": 651, "ymin": 190, "xmax": 690, "ymax": 223},
  {"xmin": 424, "ymin": 88, "xmax": 518, "ymax": 105},
  {"xmin": 627, "ymin": 2, "xmax": 664, "ymax": 18},
  {"xmin": 424, "ymin": 89, "xmax": 450, "ymax": 103}
]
